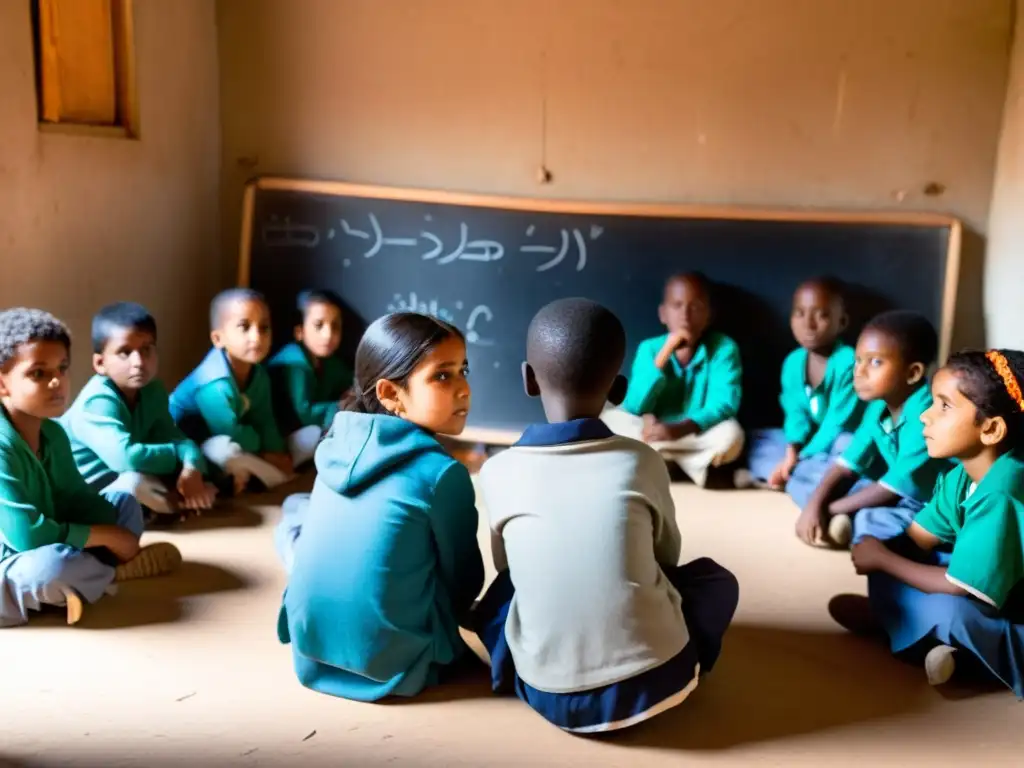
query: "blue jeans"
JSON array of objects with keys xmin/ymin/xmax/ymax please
[
  {"xmin": 747, "ymin": 429, "xmax": 854, "ymax": 510},
  {"xmin": 0, "ymin": 491, "xmax": 143, "ymax": 628},
  {"xmin": 869, "ymin": 536, "xmax": 1024, "ymax": 698}
]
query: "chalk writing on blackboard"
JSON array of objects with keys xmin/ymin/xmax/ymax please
[
  {"xmin": 262, "ymin": 216, "xmax": 321, "ymax": 248},
  {"xmin": 331, "ymin": 214, "xmax": 602, "ymax": 273},
  {"xmin": 264, "ymin": 212, "xmax": 603, "ymax": 273},
  {"xmin": 386, "ymin": 292, "xmax": 495, "ymax": 346}
]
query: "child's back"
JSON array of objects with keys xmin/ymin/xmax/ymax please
[
  {"xmin": 474, "ymin": 298, "xmax": 737, "ymax": 733},
  {"xmin": 280, "ymin": 413, "xmax": 479, "ymax": 700},
  {"xmin": 276, "ymin": 313, "xmax": 482, "ymax": 702},
  {"xmin": 480, "ymin": 429, "xmax": 686, "ymax": 690}
]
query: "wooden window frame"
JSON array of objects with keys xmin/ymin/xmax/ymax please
[{"xmin": 32, "ymin": 0, "xmax": 139, "ymax": 139}]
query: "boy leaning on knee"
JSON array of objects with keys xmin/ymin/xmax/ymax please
[
  {"xmin": 0, "ymin": 308, "xmax": 181, "ymax": 628},
  {"xmin": 603, "ymin": 272, "xmax": 744, "ymax": 487}
]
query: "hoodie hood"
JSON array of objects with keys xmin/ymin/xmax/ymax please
[{"xmin": 315, "ymin": 412, "xmax": 444, "ymax": 495}]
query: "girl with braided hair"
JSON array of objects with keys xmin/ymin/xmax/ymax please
[{"xmin": 831, "ymin": 349, "xmax": 1024, "ymax": 695}]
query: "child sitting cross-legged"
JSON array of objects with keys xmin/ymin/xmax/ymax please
[
  {"xmin": 170, "ymin": 288, "xmax": 293, "ymax": 494},
  {"xmin": 796, "ymin": 311, "xmax": 951, "ymax": 549},
  {"xmin": 0, "ymin": 309, "xmax": 181, "ymax": 628},
  {"xmin": 831, "ymin": 349, "xmax": 1024, "ymax": 695},
  {"xmin": 741, "ymin": 278, "xmax": 864, "ymax": 497},
  {"xmin": 276, "ymin": 312, "xmax": 483, "ymax": 702},
  {"xmin": 62, "ymin": 302, "xmax": 217, "ymax": 521},
  {"xmin": 473, "ymin": 298, "xmax": 739, "ymax": 733},
  {"xmin": 602, "ymin": 272, "xmax": 744, "ymax": 487}
]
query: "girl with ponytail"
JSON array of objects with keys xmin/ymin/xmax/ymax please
[
  {"xmin": 275, "ymin": 312, "xmax": 483, "ymax": 702},
  {"xmin": 832, "ymin": 349, "xmax": 1024, "ymax": 696}
]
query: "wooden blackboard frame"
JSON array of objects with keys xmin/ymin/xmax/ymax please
[{"xmin": 238, "ymin": 176, "xmax": 962, "ymax": 445}]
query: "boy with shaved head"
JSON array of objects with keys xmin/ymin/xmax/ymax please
[{"xmin": 473, "ymin": 297, "xmax": 738, "ymax": 733}]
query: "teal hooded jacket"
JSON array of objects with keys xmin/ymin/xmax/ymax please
[{"xmin": 278, "ymin": 412, "xmax": 484, "ymax": 701}]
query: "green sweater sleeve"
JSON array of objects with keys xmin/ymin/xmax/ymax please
[
  {"xmin": 282, "ymin": 365, "xmax": 338, "ymax": 430},
  {"xmin": 193, "ymin": 380, "xmax": 262, "ymax": 454},
  {"xmin": 430, "ymin": 462, "xmax": 485, "ymax": 615},
  {"xmin": 622, "ymin": 339, "xmax": 668, "ymax": 415},
  {"xmin": 49, "ymin": 427, "xmax": 119, "ymax": 529},
  {"xmin": 0, "ymin": 451, "xmax": 91, "ymax": 551},
  {"xmin": 146, "ymin": 405, "xmax": 207, "ymax": 471},
  {"xmin": 688, "ymin": 339, "xmax": 743, "ymax": 432},
  {"xmin": 248, "ymin": 370, "xmax": 286, "ymax": 454},
  {"xmin": 801, "ymin": 364, "xmax": 862, "ymax": 458},
  {"xmin": 73, "ymin": 394, "xmax": 182, "ymax": 476}
]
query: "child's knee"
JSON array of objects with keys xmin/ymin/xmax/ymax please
[
  {"xmin": 5, "ymin": 545, "xmax": 113, "ymax": 603},
  {"xmin": 202, "ymin": 435, "xmax": 243, "ymax": 468},
  {"xmin": 288, "ymin": 425, "xmax": 323, "ymax": 467},
  {"xmin": 105, "ymin": 491, "xmax": 146, "ymax": 536},
  {"xmin": 710, "ymin": 419, "xmax": 745, "ymax": 461}
]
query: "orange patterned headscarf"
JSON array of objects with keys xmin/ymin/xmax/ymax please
[{"xmin": 986, "ymin": 350, "xmax": 1024, "ymax": 412}]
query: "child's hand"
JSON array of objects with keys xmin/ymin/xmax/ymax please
[
  {"xmin": 87, "ymin": 524, "xmax": 141, "ymax": 563},
  {"xmin": 177, "ymin": 466, "xmax": 216, "ymax": 511},
  {"xmin": 768, "ymin": 446, "xmax": 800, "ymax": 488},
  {"xmin": 796, "ymin": 504, "xmax": 825, "ymax": 545},
  {"xmin": 262, "ymin": 452, "xmax": 294, "ymax": 476},
  {"xmin": 645, "ymin": 419, "xmax": 699, "ymax": 443},
  {"xmin": 654, "ymin": 331, "xmax": 690, "ymax": 370},
  {"xmin": 851, "ymin": 537, "xmax": 888, "ymax": 575}
]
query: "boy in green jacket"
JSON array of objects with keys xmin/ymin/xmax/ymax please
[
  {"xmin": 268, "ymin": 289, "xmax": 352, "ymax": 468},
  {"xmin": 62, "ymin": 302, "xmax": 217, "ymax": 521},
  {"xmin": 0, "ymin": 308, "xmax": 180, "ymax": 627},
  {"xmin": 169, "ymin": 288, "xmax": 293, "ymax": 494},
  {"xmin": 603, "ymin": 273, "xmax": 744, "ymax": 487},
  {"xmin": 740, "ymin": 279, "xmax": 865, "ymax": 498}
]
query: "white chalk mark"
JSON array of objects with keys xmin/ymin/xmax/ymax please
[
  {"xmin": 424, "ymin": 214, "xmax": 433, "ymax": 222},
  {"xmin": 525, "ymin": 225, "xmax": 536, "ymax": 237},
  {"xmin": 833, "ymin": 67, "xmax": 847, "ymax": 136},
  {"xmin": 493, "ymin": 361, "xmax": 500, "ymax": 369},
  {"xmin": 465, "ymin": 305, "xmax": 494, "ymax": 346},
  {"xmin": 530, "ymin": 229, "xmax": 570, "ymax": 272},
  {"xmin": 364, "ymin": 214, "xmax": 385, "ymax": 258},
  {"xmin": 438, "ymin": 223, "xmax": 469, "ymax": 265},
  {"xmin": 340, "ymin": 219, "xmax": 370, "ymax": 239},
  {"xmin": 421, "ymin": 232, "xmax": 443, "ymax": 260},
  {"xmin": 590, "ymin": 225, "xmax": 603, "ymax": 240},
  {"xmin": 573, "ymin": 228, "xmax": 587, "ymax": 271},
  {"xmin": 327, "ymin": 229, "xmax": 336, "ymax": 239},
  {"xmin": 342, "ymin": 259, "xmax": 351, "ymax": 267},
  {"xmin": 455, "ymin": 301, "xmax": 464, "ymax": 310},
  {"xmin": 460, "ymin": 240, "xmax": 504, "ymax": 262}
]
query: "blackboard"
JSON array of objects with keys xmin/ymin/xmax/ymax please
[{"xmin": 240, "ymin": 177, "xmax": 961, "ymax": 444}]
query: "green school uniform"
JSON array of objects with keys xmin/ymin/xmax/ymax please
[
  {"xmin": 61, "ymin": 375, "xmax": 206, "ymax": 489},
  {"xmin": 169, "ymin": 349, "xmax": 286, "ymax": 455},
  {"xmin": 0, "ymin": 410, "xmax": 117, "ymax": 555},
  {"xmin": 839, "ymin": 384, "xmax": 949, "ymax": 503},
  {"xmin": 268, "ymin": 342, "xmax": 352, "ymax": 431},
  {"xmin": 622, "ymin": 331, "xmax": 742, "ymax": 431},
  {"xmin": 780, "ymin": 343, "xmax": 864, "ymax": 458},
  {"xmin": 914, "ymin": 452, "xmax": 1024, "ymax": 609}
]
